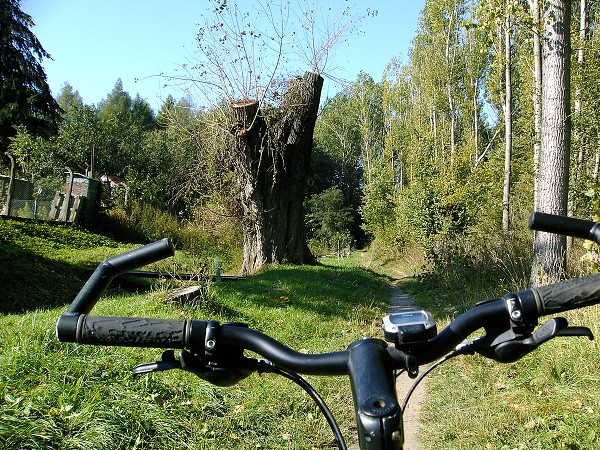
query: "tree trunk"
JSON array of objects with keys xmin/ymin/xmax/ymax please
[
  {"xmin": 502, "ymin": 15, "xmax": 513, "ymax": 232},
  {"xmin": 231, "ymin": 72, "xmax": 323, "ymax": 274},
  {"xmin": 530, "ymin": 0, "xmax": 571, "ymax": 287},
  {"xmin": 530, "ymin": 0, "xmax": 542, "ymax": 211},
  {"xmin": 473, "ymin": 77, "xmax": 479, "ymax": 165}
]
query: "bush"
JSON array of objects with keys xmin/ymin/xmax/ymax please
[
  {"xmin": 419, "ymin": 230, "xmax": 533, "ymax": 313},
  {"xmin": 102, "ymin": 202, "xmax": 243, "ymax": 273}
]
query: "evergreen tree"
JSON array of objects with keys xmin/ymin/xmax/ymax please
[{"xmin": 0, "ymin": 0, "xmax": 60, "ymax": 151}]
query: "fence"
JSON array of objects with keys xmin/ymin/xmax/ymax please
[
  {"xmin": 2, "ymin": 199, "xmax": 54, "ymax": 220},
  {"xmin": 1, "ymin": 172, "xmax": 97, "ymax": 224}
]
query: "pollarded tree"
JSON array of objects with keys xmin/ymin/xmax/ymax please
[
  {"xmin": 0, "ymin": 0, "xmax": 60, "ymax": 152},
  {"xmin": 230, "ymin": 71, "xmax": 322, "ymax": 273},
  {"xmin": 181, "ymin": 0, "xmax": 361, "ymax": 274}
]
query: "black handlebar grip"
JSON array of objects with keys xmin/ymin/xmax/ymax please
[
  {"xmin": 56, "ymin": 313, "xmax": 207, "ymax": 349},
  {"xmin": 68, "ymin": 239, "xmax": 175, "ymax": 314},
  {"xmin": 533, "ymin": 273, "xmax": 600, "ymax": 315},
  {"xmin": 529, "ymin": 212, "xmax": 600, "ymax": 244},
  {"xmin": 104, "ymin": 238, "xmax": 175, "ymax": 274}
]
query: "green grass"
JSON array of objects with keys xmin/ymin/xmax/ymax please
[
  {"xmin": 3, "ymin": 218, "xmax": 600, "ymax": 449},
  {"xmin": 419, "ymin": 306, "xmax": 600, "ymax": 450},
  {"xmin": 0, "ymin": 218, "xmax": 391, "ymax": 449}
]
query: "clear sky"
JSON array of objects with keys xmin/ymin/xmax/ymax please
[{"xmin": 21, "ymin": 0, "xmax": 425, "ymax": 112}]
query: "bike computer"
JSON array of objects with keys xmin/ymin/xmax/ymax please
[{"xmin": 383, "ymin": 307, "xmax": 437, "ymax": 347}]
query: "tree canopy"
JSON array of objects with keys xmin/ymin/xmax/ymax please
[{"xmin": 0, "ymin": 0, "xmax": 60, "ymax": 151}]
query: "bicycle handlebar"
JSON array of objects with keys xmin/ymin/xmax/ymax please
[
  {"xmin": 56, "ymin": 271, "xmax": 600, "ymax": 372},
  {"xmin": 67, "ymin": 238, "xmax": 174, "ymax": 314},
  {"xmin": 529, "ymin": 212, "xmax": 600, "ymax": 244}
]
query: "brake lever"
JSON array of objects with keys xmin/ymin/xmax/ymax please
[
  {"xmin": 133, "ymin": 350, "xmax": 181, "ymax": 376},
  {"xmin": 558, "ymin": 326, "xmax": 594, "ymax": 340},
  {"xmin": 475, "ymin": 317, "xmax": 594, "ymax": 363},
  {"xmin": 132, "ymin": 349, "xmax": 258, "ymax": 387}
]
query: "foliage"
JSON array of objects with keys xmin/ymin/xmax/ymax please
[
  {"xmin": 0, "ymin": 0, "xmax": 60, "ymax": 152},
  {"xmin": 305, "ymin": 187, "xmax": 353, "ymax": 255},
  {"xmin": 103, "ymin": 202, "xmax": 243, "ymax": 273},
  {"xmin": 7, "ymin": 125, "xmax": 58, "ymax": 178},
  {"xmin": 360, "ymin": 167, "xmax": 399, "ymax": 245},
  {"xmin": 579, "ymin": 186, "xmax": 600, "ymax": 273}
]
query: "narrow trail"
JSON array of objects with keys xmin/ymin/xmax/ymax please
[
  {"xmin": 388, "ymin": 281, "xmax": 425, "ymax": 450},
  {"xmin": 347, "ymin": 278, "xmax": 425, "ymax": 450}
]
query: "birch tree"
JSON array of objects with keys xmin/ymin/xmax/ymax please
[{"xmin": 531, "ymin": 0, "xmax": 571, "ymax": 285}]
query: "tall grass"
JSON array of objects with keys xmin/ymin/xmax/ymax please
[{"xmin": 102, "ymin": 202, "xmax": 243, "ymax": 273}]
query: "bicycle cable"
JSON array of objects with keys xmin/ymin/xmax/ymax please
[
  {"xmin": 401, "ymin": 347, "xmax": 468, "ymax": 411},
  {"xmin": 258, "ymin": 359, "xmax": 348, "ymax": 450}
]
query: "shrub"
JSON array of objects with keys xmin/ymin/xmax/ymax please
[{"xmin": 102, "ymin": 202, "xmax": 243, "ymax": 273}]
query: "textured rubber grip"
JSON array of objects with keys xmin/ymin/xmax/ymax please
[
  {"xmin": 74, "ymin": 315, "xmax": 208, "ymax": 348},
  {"xmin": 529, "ymin": 212, "xmax": 600, "ymax": 243},
  {"xmin": 535, "ymin": 273, "xmax": 600, "ymax": 315}
]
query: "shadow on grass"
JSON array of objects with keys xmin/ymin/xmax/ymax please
[
  {"xmin": 0, "ymin": 241, "xmax": 152, "ymax": 315},
  {"xmin": 214, "ymin": 263, "xmax": 391, "ymax": 320}
]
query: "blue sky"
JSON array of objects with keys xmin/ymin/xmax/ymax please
[{"xmin": 22, "ymin": 0, "xmax": 425, "ymax": 112}]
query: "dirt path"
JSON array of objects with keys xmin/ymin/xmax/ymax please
[
  {"xmin": 388, "ymin": 282, "xmax": 425, "ymax": 450},
  {"xmin": 347, "ymin": 281, "xmax": 425, "ymax": 450}
]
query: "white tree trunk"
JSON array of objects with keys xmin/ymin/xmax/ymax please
[
  {"xmin": 502, "ymin": 15, "xmax": 513, "ymax": 232},
  {"xmin": 530, "ymin": 0, "xmax": 571, "ymax": 286}
]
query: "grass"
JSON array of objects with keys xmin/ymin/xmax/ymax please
[
  {"xmin": 419, "ymin": 306, "xmax": 600, "ymax": 450},
  {"xmin": 2, "ymin": 218, "xmax": 600, "ymax": 449},
  {"xmin": 0, "ymin": 218, "xmax": 390, "ymax": 449}
]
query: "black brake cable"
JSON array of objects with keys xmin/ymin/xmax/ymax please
[
  {"xmin": 257, "ymin": 359, "xmax": 348, "ymax": 450},
  {"xmin": 401, "ymin": 343, "xmax": 474, "ymax": 411}
]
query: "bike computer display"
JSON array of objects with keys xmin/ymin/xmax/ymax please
[{"xmin": 383, "ymin": 307, "xmax": 437, "ymax": 347}]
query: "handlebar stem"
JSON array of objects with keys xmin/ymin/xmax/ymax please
[{"xmin": 347, "ymin": 338, "xmax": 403, "ymax": 450}]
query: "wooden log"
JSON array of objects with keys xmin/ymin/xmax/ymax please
[{"xmin": 164, "ymin": 285, "xmax": 203, "ymax": 304}]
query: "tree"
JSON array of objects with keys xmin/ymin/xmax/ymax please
[
  {"xmin": 182, "ymin": 0, "xmax": 359, "ymax": 274},
  {"xmin": 56, "ymin": 82, "xmax": 84, "ymax": 112},
  {"xmin": 531, "ymin": 0, "xmax": 571, "ymax": 285},
  {"xmin": 0, "ymin": 0, "xmax": 60, "ymax": 152},
  {"xmin": 305, "ymin": 187, "xmax": 353, "ymax": 254},
  {"xmin": 231, "ymin": 72, "xmax": 322, "ymax": 273},
  {"xmin": 56, "ymin": 104, "xmax": 101, "ymax": 176},
  {"xmin": 502, "ymin": 11, "xmax": 513, "ymax": 232},
  {"xmin": 96, "ymin": 79, "xmax": 155, "ymax": 178}
]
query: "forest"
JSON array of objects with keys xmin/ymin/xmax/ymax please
[{"xmin": 3, "ymin": 0, "xmax": 600, "ymax": 283}]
